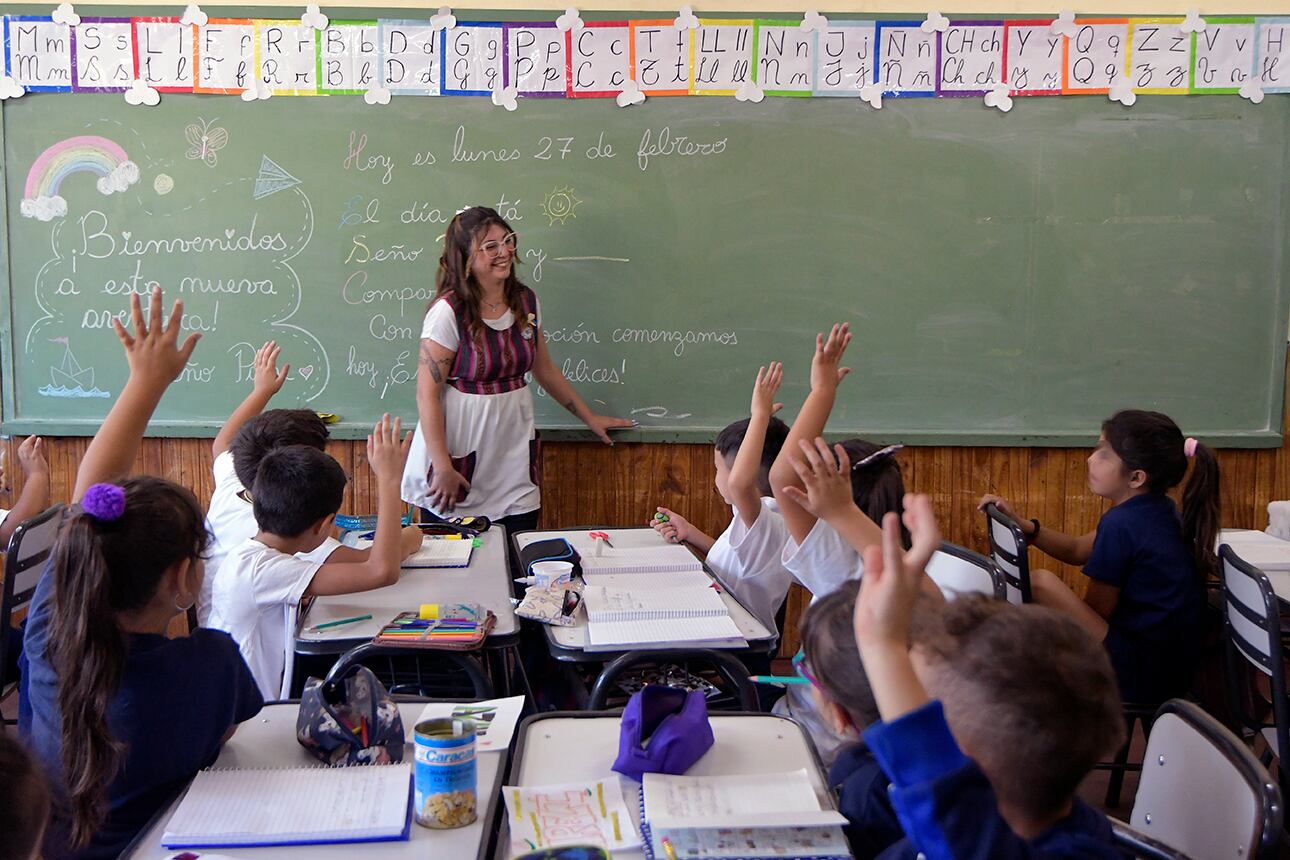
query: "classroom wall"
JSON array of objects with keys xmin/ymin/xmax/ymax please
[{"xmin": 7, "ymin": 353, "xmax": 1287, "ymax": 652}]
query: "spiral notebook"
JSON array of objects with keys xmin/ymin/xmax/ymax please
[
  {"xmin": 638, "ymin": 770, "xmax": 850, "ymax": 860},
  {"xmin": 579, "ymin": 545, "xmax": 705, "ymax": 576},
  {"xmin": 161, "ymin": 763, "xmax": 412, "ymax": 848},
  {"xmin": 583, "ymin": 584, "xmax": 745, "ymax": 648}
]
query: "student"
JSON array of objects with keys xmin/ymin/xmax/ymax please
[
  {"xmin": 1, "ymin": 732, "xmax": 51, "ymax": 860},
  {"xmin": 0, "ymin": 433, "xmax": 51, "ymax": 546},
  {"xmin": 853, "ymin": 500, "xmax": 1125, "ymax": 860},
  {"xmin": 798, "ymin": 580, "xmax": 902, "ymax": 860},
  {"xmin": 650, "ymin": 363, "xmax": 792, "ymax": 631},
  {"xmin": 20, "ymin": 288, "xmax": 264, "ymax": 860},
  {"xmin": 201, "ymin": 341, "xmax": 420, "ymax": 625},
  {"xmin": 209, "ymin": 414, "xmax": 413, "ymax": 699},
  {"xmin": 979, "ymin": 409, "xmax": 1217, "ymax": 703},
  {"xmin": 769, "ymin": 324, "xmax": 907, "ymax": 599}
]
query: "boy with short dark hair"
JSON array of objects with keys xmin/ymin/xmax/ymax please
[{"xmin": 210, "ymin": 415, "xmax": 414, "ymax": 699}]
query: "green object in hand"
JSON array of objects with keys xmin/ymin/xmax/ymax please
[{"xmin": 654, "ymin": 512, "xmax": 669, "ymax": 523}]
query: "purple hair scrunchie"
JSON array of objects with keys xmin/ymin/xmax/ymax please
[{"xmin": 82, "ymin": 483, "xmax": 126, "ymax": 522}]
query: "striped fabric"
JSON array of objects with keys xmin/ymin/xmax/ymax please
[{"xmin": 444, "ymin": 287, "xmax": 538, "ymax": 395}]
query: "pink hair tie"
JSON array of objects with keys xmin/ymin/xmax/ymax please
[{"xmin": 1183, "ymin": 437, "xmax": 1199, "ymax": 458}]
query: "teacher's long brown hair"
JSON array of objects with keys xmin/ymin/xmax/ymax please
[{"xmin": 433, "ymin": 206, "xmax": 528, "ymax": 345}]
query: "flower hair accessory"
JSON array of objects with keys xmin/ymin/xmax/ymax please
[
  {"xmin": 1183, "ymin": 437, "xmax": 1199, "ymax": 458},
  {"xmin": 82, "ymin": 483, "xmax": 126, "ymax": 522}
]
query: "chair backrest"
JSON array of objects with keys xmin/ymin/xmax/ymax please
[
  {"xmin": 320, "ymin": 642, "xmax": 495, "ymax": 703},
  {"xmin": 0, "ymin": 504, "xmax": 65, "ymax": 686},
  {"xmin": 587, "ymin": 649, "xmax": 760, "ymax": 711},
  {"xmin": 925, "ymin": 542, "xmax": 1007, "ymax": 601},
  {"xmin": 984, "ymin": 503, "xmax": 1032, "ymax": 604},
  {"xmin": 1131, "ymin": 699, "xmax": 1282, "ymax": 860}
]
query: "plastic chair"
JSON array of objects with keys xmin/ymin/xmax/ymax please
[
  {"xmin": 0, "ymin": 504, "xmax": 64, "ymax": 722},
  {"xmin": 1220, "ymin": 543, "xmax": 1290, "ymax": 806},
  {"xmin": 586, "ymin": 649, "xmax": 759, "ymax": 712},
  {"xmin": 983, "ymin": 503, "xmax": 1032, "ymax": 605},
  {"xmin": 925, "ymin": 541, "xmax": 1007, "ymax": 601},
  {"xmin": 323, "ymin": 642, "xmax": 494, "ymax": 700},
  {"xmin": 1129, "ymin": 699, "xmax": 1282, "ymax": 860}
]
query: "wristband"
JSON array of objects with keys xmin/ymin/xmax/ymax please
[{"xmin": 1029, "ymin": 518, "xmax": 1041, "ymax": 539}]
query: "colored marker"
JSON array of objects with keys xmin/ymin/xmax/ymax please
[
  {"xmin": 748, "ymin": 674, "xmax": 812, "ymax": 686},
  {"xmin": 308, "ymin": 613, "xmax": 372, "ymax": 632}
]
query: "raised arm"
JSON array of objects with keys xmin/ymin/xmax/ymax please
[
  {"xmin": 0, "ymin": 436, "xmax": 50, "ymax": 545},
  {"xmin": 727, "ymin": 363, "xmax": 783, "ymax": 530},
  {"xmin": 212, "ymin": 341, "xmax": 289, "ymax": 458},
  {"xmin": 74, "ymin": 288, "xmax": 200, "ymax": 502},
  {"xmin": 977, "ymin": 494, "xmax": 1096, "ymax": 566},
  {"xmin": 770, "ymin": 324, "xmax": 852, "ymax": 543},
  {"xmin": 531, "ymin": 327, "xmax": 634, "ymax": 445}
]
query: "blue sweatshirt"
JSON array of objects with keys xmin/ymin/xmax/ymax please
[{"xmin": 864, "ymin": 701, "xmax": 1120, "ymax": 860}]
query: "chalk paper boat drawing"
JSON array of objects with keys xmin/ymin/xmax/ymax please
[{"xmin": 38, "ymin": 337, "xmax": 110, "ymax": 398}]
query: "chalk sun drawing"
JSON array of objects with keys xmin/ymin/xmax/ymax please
[
  {"xmin": 39, "ymin": 337, "xmax": 110, "ymax": 399},
  {"xmin": 21, "ymin": 136, "xmax": 140, "ymax": 221},
  {"xmin": 540, "ymin": 186, "xmax": 582, "ymax": 226}
]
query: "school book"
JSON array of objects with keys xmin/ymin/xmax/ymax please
[
  {"xmin": 161, "ymin": 763, "xmax": 412, "ymax": 848},
  {"xmin": 638, "ymin": 770, "xmax": 850, "ymax": 860},
  {"xmin": 579, "ymin": 544, "xmax": 705, "ymax": 576},
  {"xmin": 373, "ymin": 606, "xmax": 495, "ymax": 650}
]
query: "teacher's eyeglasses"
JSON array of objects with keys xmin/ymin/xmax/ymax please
[{"xmin": 476, "ymin": 233, "xmax": 518, "ymax": 258}]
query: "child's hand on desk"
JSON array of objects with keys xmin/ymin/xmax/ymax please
[
  {"xmin": 809, "ymin": 323, "xmax": 852, "ymax": 392},
  {"xmin": 400, "ymin": 524, "xmax": 423, "ymax": 557},
  {"xmin": 650, "ymin": 506, "xmax": 692, "ymax": 544},
  {"xmin": 751, "ymin": 362, "xmax": 784, "ymax": 418},
  {"xmin": 781, "ymin": 438, "xmax": 858, "ymax": 522},
  {"xmin": 111, "ymin": 287, "xmax": 202, "ymax": 389},
  {"xmin": 367, "ymin": 414, "xmax": 413, "ymax": 484},
  {"xmin": 251, "ymin": 340, "xmax": 290, "ymax": 397}
]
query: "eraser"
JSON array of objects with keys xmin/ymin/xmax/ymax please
[{"xmin": 419, "ymin": 603, "xmax": 440, "ymax": 620}]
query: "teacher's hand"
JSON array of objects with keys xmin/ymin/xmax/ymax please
[
  {"xmin": 586, "ymin": 414, "xmax": 636, "ymax": 446},
  {"xmin": 428, "ymin": 463, "xmax": 471, "ymax": 512}
]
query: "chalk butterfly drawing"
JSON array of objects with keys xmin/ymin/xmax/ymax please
[{"xmin": 184, "ymin": 117, "xmax": 228, "ymax": 168}]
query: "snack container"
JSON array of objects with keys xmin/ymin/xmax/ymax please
[{"xmin": 413, "ymin": 718, "xmax": 477, "ymax": 828}]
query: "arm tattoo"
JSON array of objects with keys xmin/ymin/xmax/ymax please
[
  {"xmin": 420, "ymin": 343, "xmax": 453, "ymax": 384},
  {"xmin": 430, "ymin": 362, "xmax": 444, "ymax": 384}
]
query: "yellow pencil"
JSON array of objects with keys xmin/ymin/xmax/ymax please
[
  {"xmin": 596, "ymin": 781, "xmax": 607, "ymax": 816},
  {"xmin": 661, "ymin": 836, "xmax": 680, "ymax": 860}
]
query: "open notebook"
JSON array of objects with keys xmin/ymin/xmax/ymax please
[
  {"xmin": 161, "ymin": 764, "xmax": 412, "ymax": 848},
  {"xmin": 639, "ymin": 769, "xmax": 849, "ymax": 860},
  {"xmin": 583, "ymin": 584, "xmax": 744, "ymax": 649},
  {"xmin": 579, "ymin": 544, "xmax": 704, "ymax": 577},
  {"xmin": 348, "ymin": 534, "xmax": 475, "ymax": 568}
]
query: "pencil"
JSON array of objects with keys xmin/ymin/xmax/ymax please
[
  {"xmin": 308, "ymin": 613, "xmax": 372, "ymax": 632},
  {"xmin": 747, "ymin": 674, "xmax": 812, "ymax": 686},
  {"xmin": 661, "ymin": 836, "xmax": 679, "ymax": 860}
]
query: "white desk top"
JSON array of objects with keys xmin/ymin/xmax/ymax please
[
  {"xmin": 499, "ymin": 713, "xmax": 842, "ymax": 860},
  {"xmin": 515, "ymin": 528, "xmax": 775, "ymax": 653},
  {"xmin": 127, "ymin": 702, "xmax": 504, "ymax": 860},
  {"xmin": 1220, "ymin": 529, "xmax": 1290, "ymax": 602},
  {"xmin": 297, "ymin": 528, "xmax": 517, "ymax": 651}
]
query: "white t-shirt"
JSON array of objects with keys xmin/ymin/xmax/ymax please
[
  {"xmin": 705, "ymin": 498, "xmax": 792, "ymax": 632},
  {"xmin": 200, "ymin": 450, "xmax": 340, "ymax": 627},
  {"xmin": 208, "ymin": 538, "xmax": 322, "ymax": 699},
  {"xmin": 418, "ymin": 294, "xmax": 541, "ymax": 352},
  {"xmin": 781, "ymin": 518, "xmax": 865, "ymax": 599}
]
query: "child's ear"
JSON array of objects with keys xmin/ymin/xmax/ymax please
[
  {"xmin": 312, "ymin": 514, "xmax": 335, "ymax": 536},
  {"xmin": 1127, "ymin": 468, "xmax": 1148, "ymax": 490},
  {"xmin": 170, "ymin": 557, "xmax": 200, "ymax": 606}
]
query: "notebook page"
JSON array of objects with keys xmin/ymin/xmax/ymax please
[
  {"xmin": 405, "ymin": 537, "xmax": 474, "ymax": 567},
  {"xmin": 583, "ymin": 585, "xmax": 728, "ymax": 621},
  {"xmin": 587, "ymin": 615, "xmax": 744, "ymax": 648},
  {"xmin": 162, "ymin": 764, "xmax": 411, "ymax": 846},
  {"xmin": 581, "ymin": 570, "xmax": 713, "ymax": 589},
  {"xmin": 579, "ymin": 545, "xmax": 704, "ymax": 575},
  {"xmin": 643, "ymin": 770, "xmax": 847, "ymax": 830}
]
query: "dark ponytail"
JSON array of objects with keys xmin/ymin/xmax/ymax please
[
  {"xmin": 47, "ymin": 476, "xmax": 208, "ymax": 847},
  {"xmin": 1102, "ymin": 410, "xmax": 1222, "ymax": 580},
  {"xmin": 839, "ymin": 439, "xmax": 909, "ymax": 548}
]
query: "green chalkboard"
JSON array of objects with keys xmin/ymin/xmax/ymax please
[{"xmin": 2, "ymin": 14, "xmax": 1288, "ymax": 444}]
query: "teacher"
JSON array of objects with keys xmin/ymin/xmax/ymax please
[{"xmin": 402, "ymin": 206, "xmax": 633, "ymax": 532}]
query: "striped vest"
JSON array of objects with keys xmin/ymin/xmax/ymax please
[{"xmin": 443, "ymin": 287, "xmax": 539, "ymax": 395}]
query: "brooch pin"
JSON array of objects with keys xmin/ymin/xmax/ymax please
[{"xmin": 522, "ymin": 312, "xmax": 536, "ymax": 340}]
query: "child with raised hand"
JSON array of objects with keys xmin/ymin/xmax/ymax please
[
  {"xmin": 856, "ymin": 497, "xmax": 1125, "ymax": 860},
  {"xmin": 20, "ymin": 287, "xmax": 264, "ymax": 859},
  {"xmin": 797, "ymin": 580, "xmax": 902, "ymax": 860},
  {"xmin": 209, "ymin": 413, "xmax": 413, "ymax": 699},
  {"xmin": 201, "ymin": 341, "xmax": 420, "ymax": 625},
  {"xmin": 768, "ymin": 324, "xmax": 907, "ymax": 600},
  {"xmin": 650, "ymin": 363, "xmax": 792, "ymax": 631},
  {"xmin": 978, "ymin": 409, "xmax": 1217, "ymax": 703},
  {"xmin": 0, "ymin": 434, "xmax": 51, "ymax": 546}
]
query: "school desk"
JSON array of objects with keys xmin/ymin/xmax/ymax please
[
  {"xmin": 498, "ymin": 711, "xmax": 848, "ymax": 860},
  {"xmin": 1220, "ymin": 529, "xmax": 1290, "ymax": 601},
  {"xmin": 124, "ymin": 700, "xmax": 505, "ymax": 860},
  {"xmin": 296, "ymin": 526, "xmax": 519, "ymax": 653},
  {"xmin": 512, "ymin": 527, "xmax": 776, "ymax": 661}
]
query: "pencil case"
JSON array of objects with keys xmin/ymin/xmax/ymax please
[
  {"xmin": 296, "ymin": 663, "xmax": 404, "ymax": 766},
  {"xmin": 518, "ymin": 538, "xmax": 582, "ymax": 580}
]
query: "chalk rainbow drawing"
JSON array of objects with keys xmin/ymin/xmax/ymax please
[{"xmin": 21, "ymin": 135, "xmax": 140, "ymax": 221}]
